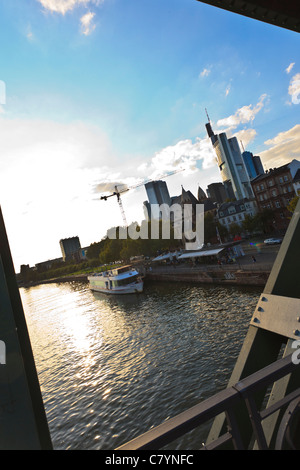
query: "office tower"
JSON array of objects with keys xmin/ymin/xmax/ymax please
[
  {"xmin": 143, "ymin": 201, "xmax": 151, "ymax": 220},
  {"xmin": 59, "ymin": 236, "xmax": 82, "ymax": 262},
  {"xmin": 145, "ymin": 180, "xmax": 171, "ymax": 219},
  {"xmin": 242, "ymin": 151, "xmax": 264, "ymax": 179},
  {"xmin": 253, "ymin": 156, "xmax": 264, "ymax": 175},
  {"xmin": 207, "ymin": 182, "xmax": 227, "ymax": 204},
  {"xmin": 206, "ymin": 121, "xmax": 254, "ymax": 200}
]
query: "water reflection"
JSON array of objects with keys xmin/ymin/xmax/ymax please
[{"xmin": 20, "ymin": 281, "xmax": 261, "ymax": 450}]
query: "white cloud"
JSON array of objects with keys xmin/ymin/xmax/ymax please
[
  {"xmin": 233, "ymin": 128, "xmax": 257, "ymax": 148},
  {"xmin": 37, "ymin": 0, "xmax": 90, "ymax": 15},
  {"xmin": 26, "ymin": 27, "xmax": 34, "ymax": 41},
  {"xmin": 288, "ymin": 73, "xmax": 300, "ymax": 104},
  {"xmin": 141, "ymin": 137, "xmax": 216, "ymax": 180},
  {"xmin": 216, "ymin": 94, "xmax": 267, "ymax": 130},
  {"xmin": 260, "ymin": 124, "xmax": 300, "ymax": 168},
  {"xmin": 80, "ymin": 11, "xmax": 96, "ymax": 35},
  {"xmin": 200, "ymin": 68, "xmax": 210, "ymax": 78},
  {"xmin": 225, "ymin": 84, "xmax": 231, "ymax": 97},
  {"xmin": 37, "ymin": 0, "xmax": 100, "ymax": 35},
  {"xmin": 286, "ymin": 62, "xmax": 295, "ymax": 74}
]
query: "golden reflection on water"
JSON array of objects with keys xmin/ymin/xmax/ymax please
[{"xmin": 20, "ymin": 281, "xmax": 261, "ymax": 450}]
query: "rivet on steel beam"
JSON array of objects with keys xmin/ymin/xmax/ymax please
[
  {"xmin": 293, "ymin": 330, "xmax": 300, "ymax": 336},
  {"xmin": 258, "ymin": 307, "xmax": 264, "ymax": 312}
]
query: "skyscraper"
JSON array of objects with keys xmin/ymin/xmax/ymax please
[
  {"xmin": 206, "ymin": 120, "xmax": 254, "ymax": 200},
  {"xmin": 144, "ymin": 180, "xmax": 171, "ymax": 219},
  {"xmin": 207, "ymin": 182, "xmax": 227, "ymax": 204},
  {"xmin": 242, "ymin": 151, "xmax": 264, "ymax": 179},
  {"xmin": 59, "ymin": 236, "xmax": 83, "ymax": 262}
]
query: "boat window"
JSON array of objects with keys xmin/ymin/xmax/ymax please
[{"xmin": 113, "ymin": 274, "xmax": 139, "ymax": 287}]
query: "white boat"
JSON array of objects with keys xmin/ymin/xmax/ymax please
[{"xmin": 88, "ymin": 265, "xmax": 143, "ymax": 294}]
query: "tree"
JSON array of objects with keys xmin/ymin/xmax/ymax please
[
  {"xmin": 229, "ymin": 222, "xmax": 241, "ymax": 236},
  {"xmin": 287, "ymin": 195, "xmax": 299, "ymax": 215},
  {"xmin": 242, "ymin": 214, "xmax": 256, "ymax": 234},
  {"xmin": 254, "ymin": 209, "xmax": 275, "ymax": 234},
  {"xmin": 86, "ymin": 241, "xmax": 103, "ymax": 260}
]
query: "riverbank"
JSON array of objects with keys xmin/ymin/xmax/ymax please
[
  {"xmin": 145, "ymin": 249, "xmax": 278, "ymax": 287},
  {"xmin": 20, "ymin": 249, "xmax": 278, "ymax": 289}
]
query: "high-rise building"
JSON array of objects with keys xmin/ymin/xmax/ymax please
[
  {"xmin": 206, "ymin": 182, "xmax": 227, "ymax": 204},
  {"xmin": 206, "ymin": 121, "xmax": 254, "ymax": 200},
  {"xmin": 144, "ymin": 180, "xmax": 171, "ymax": 219},
  {"xmin": 242, "ymin": 151, "xmax": 264, "ymax": 179},
  {"xmin": 59, "ymin": 236, "xmax": 84, "ymax": 262}
]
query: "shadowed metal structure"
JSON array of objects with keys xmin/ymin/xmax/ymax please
[
  {"xmin": 0, "ymin": 207, "xmax": 52, "ymax": 449},
  {"xmin": 117, "ymin": 199, "xmax": 300, "ymax": 450},
  {"xmin": 197, "ymin": 0, "xmax": 300, "ymax": 33}
]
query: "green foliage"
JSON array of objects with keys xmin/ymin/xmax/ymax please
[
  {"xmin": 287, "ymin": 195, "xmax": 299, "ymax": 214},
  {"xmin": 242, "ymin": 214, "xmax": 256, "ymax": 234},
  {"xmin": 96, "ymin": 220, "xmax": 180, "ymax": 264},
  {"xmin": 204, "ymin": 213, "xmax": 228, "ymax": 243}
]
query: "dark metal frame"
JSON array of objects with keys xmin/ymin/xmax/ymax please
[
  {"xmin": 116, "ymin": 354, "xmax": 300, "ymax": 450},
  {"xmin": 0, "ymin": 207, "xmax": 52, "ymax": 449},
  {"xmin": 117, "ymin": 199, "xmax": 300, "ymax": 450}
]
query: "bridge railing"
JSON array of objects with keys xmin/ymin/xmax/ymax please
[{"xmin": 116, "ymin": 353, "xmax": 300, "ymax": 450}]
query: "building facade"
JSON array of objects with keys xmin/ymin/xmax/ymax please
[
  {"xmin": 242, "ymin": 151, "xmax": 264, "ymax": 179},
  {"xmin": 206, "ymin": 121, "xmax": 254, "ymax": 200},
  {"xmin": 293, "ymin": 169, "xmax": 300, "ymax": 196},
  {"xmin": 217, "ymin": 198, "xmax": 258, "ymax": 231},
  {"xmin": 206, "ymin": 182, "xmax": 227, "ymax": 204},
  {"xmin": 250, "ymin": 160, "xmax": 300, "ymax": 231},
  {"xmin": 144, "ymin": 180, "xmax": 172, "ymax": 220},
  {"xmin": 59, "ymin": 236, "xmax": 85, "ymax": 262}
]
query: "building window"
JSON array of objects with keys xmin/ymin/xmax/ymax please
[
  {"xmin": 260, "ymin": 184, "xmax": 264, "ymax": 190},
  {"xmin": 279, "ymin": 177, "xmax": 283, "ymax": 184},
  {"xmin": 268, "ymin": 180, "xmax": 274, "ymax": 186},
  {"xmin": 272, "ymin": 189, "xmax": 277, "ymax": 197},
  {"xmin": 275, "ymin": 201, "xmax": 281, "ymax": 208},
  {"xmin": 284, "ymin": 175, "xmax": 288, "ymax": 182}
]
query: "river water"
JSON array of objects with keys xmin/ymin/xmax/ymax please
[{"xmin": 19, "ymin": 280, "xmax": 261, "ymax": 450}]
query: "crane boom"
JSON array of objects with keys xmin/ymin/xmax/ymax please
[{"xmin": 99, "ymin": 168, "xmax": 184, "ymax": 226}]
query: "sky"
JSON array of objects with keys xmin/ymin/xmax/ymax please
[{"xmin": 0, "ymin": 0, "xmax": 299, "ymax": 270}]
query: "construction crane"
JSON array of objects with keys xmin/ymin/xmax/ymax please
[{"xmin": 100, "ymin": 168, "xmax": 184, "ymax": 226}]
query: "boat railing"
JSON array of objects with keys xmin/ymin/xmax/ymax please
[{"xmin": 116, "ymin": 352, "xmax": 300, "ymax": 450}]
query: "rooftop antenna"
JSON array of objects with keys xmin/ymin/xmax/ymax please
[{"xmin": 205, "ymin": 108, "xmax": 210, "ymax": 123}]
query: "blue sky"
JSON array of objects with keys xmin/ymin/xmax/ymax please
[{"xmin": 0, "ymin": 0, "xmax": 299, "ymax": 269}]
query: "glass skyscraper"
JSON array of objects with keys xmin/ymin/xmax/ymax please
[{"xmin": 206, "ymin": 121, "xmax": 254, "ymax": 200}]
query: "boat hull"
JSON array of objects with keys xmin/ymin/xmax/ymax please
[{"xmin": 88, "ymin": 279, "xmax": 143, "ymax": 295}]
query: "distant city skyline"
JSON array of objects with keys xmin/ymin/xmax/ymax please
[{"xmin": 0, "ymin": 0, "xmax": 299, "ymax": 269}]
